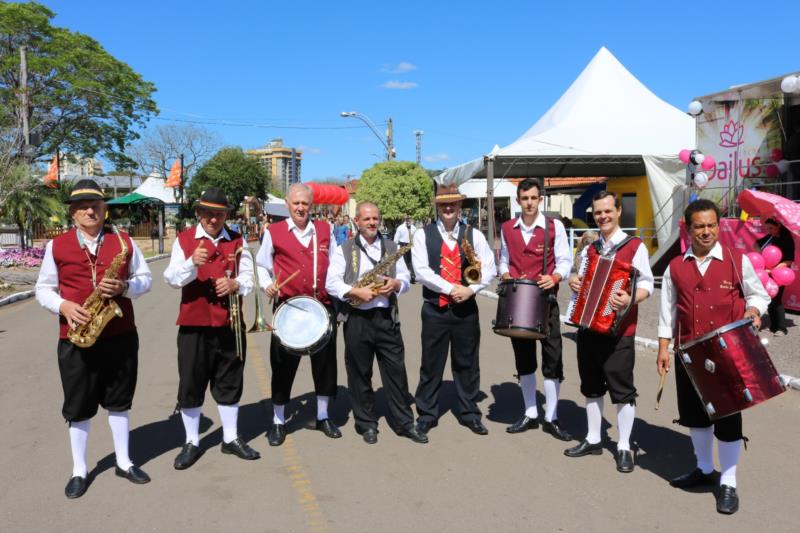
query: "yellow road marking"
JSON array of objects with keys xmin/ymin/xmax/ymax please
[{"xmin": 247, "ymin": 333, "xmax": 332, "ymax": 533}]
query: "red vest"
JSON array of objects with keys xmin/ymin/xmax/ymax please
[
  {"xmin": 52, "ymin": 227, "xmax": 136, "ymax": 339},
  {"xmin": 176, "ymin": 226, "xmax": 244, "ymax": 327},
  {"xmin": 501, "ymin": 217, "xmax": 556, "ymax": 280},
  {"xmin": 585, "ymin": 236, "xmax": 641, "ymax": 337},
  {"xmin": 267, "ymin": 219, "xmax": 331, "ymax": 305},
  {"xmin": 439, "ymin": 242, "xmax": 462, "ymax": 307},
  {"xmin": 669, "ymin": 245, "xmax": 746, "ymax": 344}
]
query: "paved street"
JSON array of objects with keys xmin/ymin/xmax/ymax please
[{"xmin": 1, "ymin": 256, "xmax": 799, "ymax": 532}]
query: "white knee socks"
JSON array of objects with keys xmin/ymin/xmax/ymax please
[
  {"xmin": 180, "ymin": 407, "xmax": 202, "ymax": 446},
  {"xmin": 273, "ymin": 404, "xmax": 285, "ymax": 425},
  {"xmin": 718, "ymin": 439, "xmax": 742, "ymax": 488},
  {"xmin": 543, "ymin": 378, "xmax": 560, "ymax": 422},
  {"xmin": 69, "ymin": 419, "xmax": 91, "ymax": 478},
  {"xmin": 616, "ymin": 403, "xmax": 635, "ymax": 452},
  {"xmin": 217, "ymin": 404, "xmax": 239, "ymax": 444},
  {"xmin": 519, "ymin": 373, "xmax": 538, "ymax": 418},
  {"xmin": 689, "ymin": 427, "xmax": 715, "ymax": 474},
  {"xmin": 585, "ymin": 397, "xmax": 604, "ymax": 444},
  {"xmin": 107, "ymin": 411, "xmax": 133, "ymax": 470},
  {"xmin": 316, "ymin": 395, "xmax": 330, "ymax": 421}
]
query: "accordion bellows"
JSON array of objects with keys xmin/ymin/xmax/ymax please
[{"xmin": 567, "ymin": 238, "xmax": 638, "ymax": 336}]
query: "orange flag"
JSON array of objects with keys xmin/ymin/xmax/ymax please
[
  {"xmin": 43, "ymin": 156, "xmax": 58, "ymax": 188},
  {"xmin": 165, "ymin": 159, "xmax": 182, "ymax": 188}
]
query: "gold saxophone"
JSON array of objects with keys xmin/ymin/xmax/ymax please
[
  {"xmin": 68, "ymin": 226, "xmax": 128, "ymax": 348},
  {"xmin": 461, "ymin": 225, "xmax": 482, "ymax": 284},
  {"xmin": 348, "ymin": 240, "xmax": 414, "ymax": 306}
]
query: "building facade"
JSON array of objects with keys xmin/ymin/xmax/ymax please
[{"xmin": 246, "ymin": 138, "xmax": 302, "ymax": 194}]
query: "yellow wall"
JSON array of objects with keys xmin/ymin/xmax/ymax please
[{"xmin": 605, "ymin": 176, "xmax": 657, "ymax": 253}]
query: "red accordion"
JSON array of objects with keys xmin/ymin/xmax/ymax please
[{"xmin": 567, "ymin": 236, "xmax": 639, "ymax": 335}]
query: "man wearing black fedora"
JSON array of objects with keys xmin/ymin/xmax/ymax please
[
  {"xmin": 35, "ymin": 179, "xmax": 153, "ymax": 499},
  {"xmin": 164, "ymin": 188, "xmax": 260, "ymax": 469}
]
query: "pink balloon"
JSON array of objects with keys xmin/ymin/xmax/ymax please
[
  {"xmin": 700, "ymin": 155, "xmax": 716, "ymax": 171},
  {"xmin": 755, "ymin": 269, "xmax": 770, "ymax": 287},
  {"xmin": 772, "ymin": 266, "xmax": 796, "ymax": 287},
  {"xmin": 762, "ymin": 245, "xmax": 783, "ymax": 269},
  {"xmin": 765, "ymin": 278, "xmax": 779, "ymax": 298},
  {"xmin": 747, "ymin": 252, "xmax": 766, "ymax": 271},
  {"xmin": 771, "ymin": 148, "xmax": 783, "ymax": 162},
  {"xmin": 679, "ymin": 149, "xmax": 691, "ymax": 164}
]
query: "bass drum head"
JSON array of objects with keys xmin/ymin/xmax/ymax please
[
  {"xmin": 493, "ymin": 326, "xmax": 547, "ymax": 340},
  {"xmin": 272, "ymin": 296, "xmax": 330, "ymax": 355}
]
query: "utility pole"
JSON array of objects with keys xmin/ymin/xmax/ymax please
[
  {"xmin": 19, "ymin": 46, "xmax": 31, "ymax": 152},
  {"xmin": 415, "ymin": 130, "xmax": 423, "ymax": 166},
  {"xmin": 386, "ymin": 118, "xmax": 395, "ymax": 160}
]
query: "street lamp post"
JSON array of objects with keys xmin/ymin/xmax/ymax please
[{"xmin": 340, "ymin": 111, "xmax": 395, "ymax": 160}]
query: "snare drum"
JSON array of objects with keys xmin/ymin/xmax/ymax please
[
  {"xmin": 677, "ymin": 318, "xmax": 786, "ymax": 420},
  {"xmin": 272, "ymin": 296, "xmax": 332, "ymax": 356},
  {"xmin": 492, "ymin": 279, "xmax": 550, "ymax": 340}
]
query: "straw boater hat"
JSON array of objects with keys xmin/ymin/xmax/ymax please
[
  {"xmin": 434, "ymin": 183, "xmax": 466, "ymax": 204},
  {"xmin": 65, "ymin": 179, "xmax": 109, "ymax": 203},
  {"xmin": 194, "ymin": 188, "xmax": 232, "ymax": 211}
]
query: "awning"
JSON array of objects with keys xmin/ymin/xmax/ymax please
[{"xmin": 107, "ymin": 192, "xmax": 164, "ymax": 205}]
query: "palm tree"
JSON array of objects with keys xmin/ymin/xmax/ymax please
[{"xmin": 0, "ymin": 164, "xmax": 62, "ymax": 249}]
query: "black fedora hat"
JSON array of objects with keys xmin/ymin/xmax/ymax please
[
  {"xmin": 66, "ymin": 179, "xmax": 108, "ymax": 203},
  {"xmin": 195, "ymin": 188, "xmax": 232, "ymax": 211}
]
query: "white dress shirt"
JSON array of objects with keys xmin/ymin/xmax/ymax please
[
  {"xmin": 658, "ymin": 242, "xmax": 770, "ymax": 339},
  {"xmin": 35, "ymin": 228, "xmax": 153, "ymax": 315},
  {"xmin": 255, "ymin": 218, "xmax": 336, "ymax": 286},
  {"xmin": 326, "ymin": 235, "xmax": 410, "ymax": 310},
  {"xmin": 163, "ymin": 224, "xmax": 253, "ymax": 296},
  {"xmin": 411, "ymin": 219, "xmax": 497, "ymax": 295},
  {"xmin": 575, "ymin": 227, "xmax": 655, "ymax": 296},
  {"xmin": 499, "ymin": 213, "xmax": 572, "ymax": 280},
  {"xmin": 393, "ymin": 223, "xmax": 416, "ymax": 244}
]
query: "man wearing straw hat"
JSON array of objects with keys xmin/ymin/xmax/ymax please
[
  {"xmin": 35, "ymin": 179, "xmax": 153, "ymax": 498},
  {"xmin": 411, "ymin": 182, "xmax": 497, "ymax": 436},
  {"xmin": 164, "ymin": 188, "xmax": 260, "ymax": 470}
]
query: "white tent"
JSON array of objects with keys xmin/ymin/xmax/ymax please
[
  {"xmin": 133, "ymin": 176, "xmax": 180, "ymax": 204},
  {"xmin": 439, "ymin": 47, "xmax": 694, "ymax": 258}
]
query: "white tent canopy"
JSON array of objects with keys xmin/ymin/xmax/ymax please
[{"xmin": 133, "ymin": 176, "xmax": 180, "ymax": 204}]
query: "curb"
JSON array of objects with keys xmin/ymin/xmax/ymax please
[
  {"xmin": 0, "ymin": 253, "xmax": 171, "ymax": 308},
  {"xmin": 477, "ymin": 289, "xmax": 800, "ymax": 392}
]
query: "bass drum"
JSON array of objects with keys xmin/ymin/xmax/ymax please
[
  {"xmin": 272, "ymin": 296, "xmax": 332, "ymax": 356},
  {"xmin": 492, "ymin": 279, "xmax": 550, "ymax": 340}
]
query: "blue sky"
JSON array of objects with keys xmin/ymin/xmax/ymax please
[{"xmin": 41, "ymin": 0, "xmax": 799, "ymax": 181}]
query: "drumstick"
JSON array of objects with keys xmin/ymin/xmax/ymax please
[
  {"xmin": 655, "ymin": 372, "xmax": 667, "ymax": 410},
  {"xmin": 275, "ymin": 269, "xmax": 300, "ymax": 292}
]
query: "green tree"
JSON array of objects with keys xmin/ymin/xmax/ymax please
[
  {"xmin": 0, "ymin": 1, "xmax": 157, "ymax": 167},
  {"xmin": 355, "ymin": 161, "xmax": 433, "ymax": 227},
  {"xmin": 0, "ymin": 164, "xmax": 62, "ymax": 248},
  {"xmin": 188, "ymin": 147, "xmax": 268, "ymax": 208}
]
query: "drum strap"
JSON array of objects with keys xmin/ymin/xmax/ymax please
[{"xmin": 312, "ymin": 229, "xmax": 318, "ymax": 298}]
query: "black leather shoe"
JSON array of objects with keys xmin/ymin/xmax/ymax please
[
  {"xmin": 615, "ymin": 450, "xmax": 634, "ymax": 473},
  {"xmin": 542, "ymin": 419, "xmax": 572, "ymax": 441},
  {"xmin": 362, "ymin": 428, "xmax": 378, "ymax": 444},
  {"xmin": 717, "ymin": 485, "xmax": 739, "ymax": 514},
  {"xmin": 115, "ymin": 465, "xmax": 151, "ymax": 484},
  {"xmin": 65, "ymin": 476, "xmax": 88, "ymax": 499},
  {"xmin": 564, "ymin": 439, "xmax": 603, "ymax": 457},
  {"xmin": 506, "ymin": 415, "xmax": 539, "ymax": 434},
  {"xmin": 174, "ymin": 442, "xmax": 204, "ymax": 470},
  {"xmin": 670, "ymin": 468, "xmax": 718, "ymax": 489},
  {"xmin": 316, "ymin": 419, "xmax": 342, "ymax": 439},
  {"xmin": 416, "ymin": 419, "xmax": 438, "ymax": 434},
  {"xmin": 461, "ymin": 419, "xmax": 489, "ymax": 435},
  {"xmin": 268, "ymin": 424, "xmax": 286, "ymax": 447},
  {"xmin": 400, "ymin": 426, "xmax": 429, "ymax": 444},
  {"xmin": 221, "ymin": 438, "xmax": 260, "ymax": 460}
]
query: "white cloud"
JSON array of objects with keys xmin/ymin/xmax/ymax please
[
  {"xmin": 381, "ymin": 61, "xmax": 417, "ymax": 74},
  {"xmin": 424, "ymin": 153, "xmax": 450, "ymax": 162},
  {"xmin": 297, "ymin": 146, "xmax": 321, "ymax": 154},
  {"xmin": 382, "ymin": 80, "xmax": 418, "ymax": 90}
]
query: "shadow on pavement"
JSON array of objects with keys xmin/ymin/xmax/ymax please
[{"xmin": 271, "ymin": 386, "xmax": 352, "ymax": 435}]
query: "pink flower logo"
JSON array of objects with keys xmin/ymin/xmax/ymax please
[{"xmin": 719, "ymin": 120, "xmax": 744, "ymax": 148}]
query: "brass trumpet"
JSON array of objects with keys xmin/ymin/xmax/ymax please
[{"xmin": 228, "ymin": 247, "xmax": 272, "ymax": 361}]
